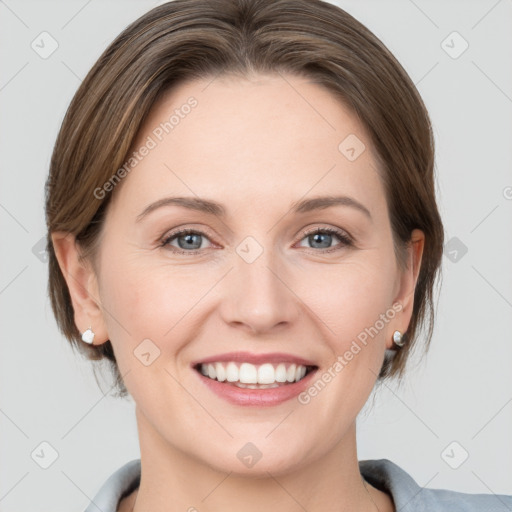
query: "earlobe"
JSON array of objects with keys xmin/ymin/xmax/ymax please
[{"xmin": 51, "ymin": 231, "xmax": 108, "ymax": 344}]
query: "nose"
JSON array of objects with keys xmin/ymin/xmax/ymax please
[{"xmin": 219, "ymin": 244, "xmax": 300, "ymax": 335}]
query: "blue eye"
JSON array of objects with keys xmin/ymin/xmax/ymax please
[
  {"xmin": 298, "ymin": 227, "xmax": 353, "ymax": 252},
  {"xmin": 161, "ymin": 229, "xmax": 211, "ymax": 254},
  {"xmin": 160, "ymin": 226, "xmax": 353, "ymax": 255}
]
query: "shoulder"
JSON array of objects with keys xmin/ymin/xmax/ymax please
[
  {"xmin": 84, "ymin": 459, "xmax": 141, "ymax": 512},
  {"xmin": 359, "ymin": 458, "xmax": 512, "ymax": 512}
]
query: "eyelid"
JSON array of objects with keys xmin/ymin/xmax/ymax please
[{"xmin": 299, "ymin": 225, "xmax": 353, "ymax": 242}]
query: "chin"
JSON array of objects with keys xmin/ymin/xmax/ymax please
[{"xmin": 195, "ymin": 438, "xmax": 311, "ymax": 478}]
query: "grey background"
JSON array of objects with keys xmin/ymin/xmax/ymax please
[{"xmin": 1, "ymin": 0, "xmax": 511, "ymax": 510}]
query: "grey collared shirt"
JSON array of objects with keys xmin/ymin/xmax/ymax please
[{"xmin": 84, "ymin": 458, "xmax": 512, "ymax": 512}]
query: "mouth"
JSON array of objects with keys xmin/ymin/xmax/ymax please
[{"xmin": 193, "ymin": 361, "xmax": 318, "ymax": 389}]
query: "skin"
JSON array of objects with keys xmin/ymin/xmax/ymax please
[{"xmin": 53, "ymin": 72, "xmax": 424, "ymax": 512}]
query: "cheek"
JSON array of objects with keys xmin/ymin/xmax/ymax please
[
  {"xmin": 97, "ymin": 249, "xmax": 216, "ymax": 356},
  {"xmin": 301, "ymin": 256, "xmax": 397, "ymax": 345},
  {"xmin": 289, "ymin": 260, "xmax": 397, "ymax": 440}
]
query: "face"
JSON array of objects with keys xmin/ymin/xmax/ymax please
[{"xmin": 68, "ymin": 73, "xmax": 422, "ymax": 475}]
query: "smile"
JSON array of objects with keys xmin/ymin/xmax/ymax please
[
  {"xmin": 193, "ymin": 358, "xmax": 319, "ymax": 406},
  {"xmin": 195, "ymin": 361, "xmax": 315, "ymax": 388}
]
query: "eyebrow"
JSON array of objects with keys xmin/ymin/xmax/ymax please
[{"xmin": 136, "ymin": 194, "xmax": 372, "ymax": 222}]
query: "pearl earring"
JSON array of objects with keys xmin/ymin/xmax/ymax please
[
  {"xmin": 392, "ymin": 330, "xmax": 405, "ymax": 347},
  {"xmin": 81, "ymin": 327, "xmax": 95, "ymax": 344}
]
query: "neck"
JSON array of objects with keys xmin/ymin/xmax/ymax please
[{"xmin": 125, "ymin": 409, "xmax": 394, "ymax": 512}]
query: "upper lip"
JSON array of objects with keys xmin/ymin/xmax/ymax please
[{"xmin": 191, "ymin": 351, "xmax": 317, "ymax": 368}]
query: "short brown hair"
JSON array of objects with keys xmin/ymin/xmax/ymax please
[{"xmin": 45, "ymin": 0, "xmax": 444, "ymax": 398}]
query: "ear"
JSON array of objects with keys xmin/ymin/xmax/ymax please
[
  {"xmin": 387, "ymin": 228, "xmax": 425, "ymax": 349},
  {"xmin": 51, "ymin": 231, "xmax": 108, "ymax": 345}
]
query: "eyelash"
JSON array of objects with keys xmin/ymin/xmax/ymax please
[{"xmin": 159, "ymin": 226, "xmax": 353, "ymax": 255}]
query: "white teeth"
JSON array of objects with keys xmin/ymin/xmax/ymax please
[
  {"xmin": 275, "ymin": 363, "xmax": 287, "ymax": 382},
  {"xmin": 239, "ymin": 362, "xmax": 258, "ymax": 383},
  {"xmin": 257, "ymin": 363, "xmax": 275, "ymax": 384},
  {"xmin": 215, "ymin": 362, "xmax": 227, "ymax": 382},
  {"xmin": 234, "ymin": 382, "xmax": 280, "ymax": 389},
  {"xmin": 198, "ymin": 361, "xmax": 311, "ymax": 385},
  {"xmin": 226, "ymin": 362, "xmax": 238, "ymax": 382},
  {"xmin": 286, "ymin": 364, "xmax": 296, "ymax": 382}
]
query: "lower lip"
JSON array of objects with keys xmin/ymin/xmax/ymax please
[{"xmin": 194, "ymin": 368, "xmax": 318, "ymax": 407}]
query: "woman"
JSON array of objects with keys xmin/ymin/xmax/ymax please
[{"xmin": 45, "ymin": 0, "xmax": 512, "ymax": 510}]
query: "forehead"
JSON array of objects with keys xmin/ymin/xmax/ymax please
[{"xmin": 112, "ymin": 72, "xmax": 383, "ymax": 214}]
